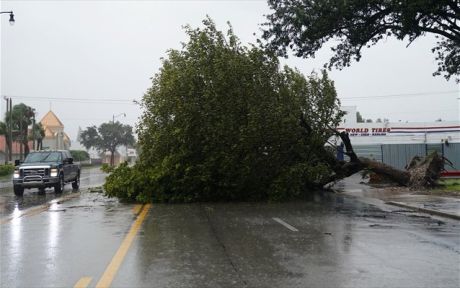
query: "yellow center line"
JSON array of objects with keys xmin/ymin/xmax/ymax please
[
  {"xmin": 132, "ymin": 204, "xmax": 142, "ymax": 215},
  {"xmin": 95, "ymin": 204, "xmax": 151, "ymax": 288},
  {"xmin": 74, "ymin": 277, "xmax": 92, "ymax": 288}
]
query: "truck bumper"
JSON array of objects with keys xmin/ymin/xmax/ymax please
[{"xmin": 13, "ymin": 177, "xmax": 60, "ymax": 188}]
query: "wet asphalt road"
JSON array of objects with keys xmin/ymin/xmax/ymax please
[
  {"xmin": 0, "ymin": 166, "xmax": 107, "ymax": 216},
  {"xmin": 1, "ymin": 168, "xmax": 459, "ymax": 288}
]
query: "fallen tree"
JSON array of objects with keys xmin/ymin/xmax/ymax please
[
  {"xmin": 319, "ymin": 128, "xmax": 444, "ymax": 189},
  {"xmin": 298, "ymin": 114, "xmax": 446, "ymax": 189},
  {"xmin": 104, "ymin": 18, "xmax": 445, "ymax": 203}
]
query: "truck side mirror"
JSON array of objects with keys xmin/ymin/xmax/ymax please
[
  {"xmin": 67, "ymin": 158, "xmax": 74, "ymax": 164},
  {"xmin": 14, "ymin": 159, "xmax": 21, "ymax": 166}
]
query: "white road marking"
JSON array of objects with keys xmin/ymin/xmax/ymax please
[{"xmin": 272, "ymin": 217, "xmax": 299, "ymax": 232}]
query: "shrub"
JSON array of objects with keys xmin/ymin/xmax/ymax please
[
  {"xmin": 104, "ymin": 163, "xmax": 155, "ymax": 203},
  {"xmin": 100, "ymin": 163, "xmax": 115, "ymax": 173},
  {"xmin": 69, "ymin": 150, "xmax": 90, "ymax": 162},
  {"xmin": 0, "ymin": 164, "xmax": 15, "ymax": 176}
]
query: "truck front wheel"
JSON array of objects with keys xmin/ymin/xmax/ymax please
[
  {"xmin": 14, "ymin": 186, "xmax": 24, "ymax": 196},
  {"xmin": 72, "ymin": 173, "xmax": 80, "ymax": 190},
  {"xmin": 54, "ymin": 176, "xmax": 64, "ymax": 194}
]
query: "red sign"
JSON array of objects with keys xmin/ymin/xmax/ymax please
[{"xmin": 344, "ymin": 127, "xmax": 391, "ymax": 136}]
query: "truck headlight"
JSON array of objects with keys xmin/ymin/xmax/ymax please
[
  {"xmin": 50, "ymin": 168, "xmax": 58, "ymax": 177},
  {"xmin": 13, "ymin": 170, "xmax": 20, "ymax": 179}
]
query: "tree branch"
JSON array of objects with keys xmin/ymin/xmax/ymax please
[
  {"xmin": 433, "ymin": 19, "xmax": 460, "ymax": 38},
  {"xmin": 420, "ymin": 25, "xmax": 459, "ymax": 42}
]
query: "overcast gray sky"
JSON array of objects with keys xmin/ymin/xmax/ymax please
[{"xmin": 1, "ymin": 0, "xmax": 459, "ymax": 141}]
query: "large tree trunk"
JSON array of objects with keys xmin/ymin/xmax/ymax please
[
  {"xmin": 23, "ymin": 138, "xmax": 30, "ymax": 158},
  {"xmin": 110, "ymin": 150, "xmax": 115, "ymax": 167},
  {"xmin": 359, "ymin": 157, "xmax": 409, "ymax": 185},
  {"xmin": 5, "ymin": 135, "xmax": 12, "ymax": 163},
  {"xmin": 333, "ymin": 131, "xmax": 443, "ymax": 187},
  {"xmin": 298, "ymin": 115, "xmax": 444, "ymax": 188}
]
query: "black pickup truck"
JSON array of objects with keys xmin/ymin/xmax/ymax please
[{"xmin": 13, "ymin": 150, "xmax": 81, "ymax": 196}]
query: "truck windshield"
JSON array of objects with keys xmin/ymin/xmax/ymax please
[{"xmin": 23, "ymin": 152, "xmax": 62, "ymax": 163}]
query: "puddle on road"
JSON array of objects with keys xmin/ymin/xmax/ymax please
[
  {"xmin": 369, "ymin": 224, "xmax": 395, "ymax": 229},
  {"xmin": 64, "ymin": 205, "xmax": 92, "ymax": 209},
  {"xmin": 356, "ymin": 214, "xmax": 387, "ymax": 219}
]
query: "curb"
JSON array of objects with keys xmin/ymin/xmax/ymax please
[{"xmin": 386, "ymin": 201, "xmax": 460, "ymax": 221}]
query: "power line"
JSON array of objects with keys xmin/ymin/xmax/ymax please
[
  {"xmin": 341, "ymin": 90, "xmax": 458, "ymax": 100},
  {"xmin": 3, "ymin": 89, "xmax": 458, "ymax": 103},
  {"xmin": 359, "ymin": 108, "xmax": 458, "ymax": 115},
  {"xmin": 2, "ymin": 95, "xmax": 139, "ymax": 104}
]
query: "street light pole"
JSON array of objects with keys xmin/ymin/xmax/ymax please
[
  {"xmin": 2, "ymin": 10, "xmax": 15, "ymax": 161},
  {"xmin": 0, "ymin": 11, "xmax": 15, "ymax": 25},
  {"xmin": 112, "ymin": 113, "xmax": 126, "ymax": 123},
  {"xmin": 32, "ymin": 109, "xmax": 36, "ymax": 151},
  {"xmin": 19, "ymin": 114, "xmax": 23, "ymax": 160}
]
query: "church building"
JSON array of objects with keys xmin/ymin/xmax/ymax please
[{"xmin": 40, "ymin": 110, "xmax": 71, "ymax": 150}]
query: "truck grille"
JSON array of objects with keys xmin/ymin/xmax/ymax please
[{"xmin": 22, "ymin": 168, "xmax": 48, "ymax": 177}]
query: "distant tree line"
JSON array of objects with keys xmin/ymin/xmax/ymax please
[
  {"xmin": 356, "ymin": 112, "xmax": 389, "ymax": 123},
  {"xmin": 69, "ymin": 150, "xmax": 90, "ymax": 162}
]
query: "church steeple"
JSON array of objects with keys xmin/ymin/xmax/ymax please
[{"xmin": 40, "ymin": 110, "xmax": 64, "ymax": 128}]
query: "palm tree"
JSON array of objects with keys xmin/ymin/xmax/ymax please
[
  {"xmin": 0, "ymin": 121, "xmax": 6, "ymax": 136},
  {"xmin": 5, "ymin": 103, "xmax": 35, "ymax": 158},
  {"xmin": 29, "ymin": 122, "xmax": 45, "ymax": 151}
]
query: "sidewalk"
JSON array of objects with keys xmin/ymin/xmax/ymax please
[{"xmin": 333, "ymin": 173, "xmax": 460, "ymax": 220}]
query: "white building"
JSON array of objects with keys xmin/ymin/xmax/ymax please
[
  {"xmin": 337, "ymin": 106, "xmax": 459, "ymax": 145},
  {"xmin": 334, "ymin": 106, "xmax": 460, "ymax": 171}
]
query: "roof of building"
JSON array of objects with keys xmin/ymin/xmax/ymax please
[
  {"xmin": 40, "ymin": 110, "xmax": 64, "ymax": 128},
  {"xmin": 63, "ymin": 133, "xmax": 71, "ymax": 143}
]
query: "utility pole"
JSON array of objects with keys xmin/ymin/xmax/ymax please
[
  {"xmin": 32, "ymin": 111, "xmax": 36, "ymax": 151},
  {"xmin": 4, "ymin": 97, "xmax": 8, "ymax": 164},
  {"xmin": 9, "ymin": 98, "xmax": 12, "ymax": 162},
  {"xmin": 19, "ymin": 114, "xmax": 23, "ymax": 160}
]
